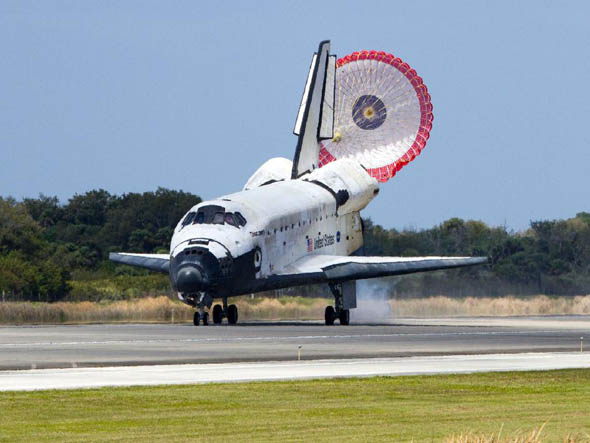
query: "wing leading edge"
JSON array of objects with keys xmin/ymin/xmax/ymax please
[
  {"xmin": 109, "ymin": 252, "xmax": 170, "ymax": 273},
  {"xmin": 280, "ymin": 255, "xmax": 488, "ymax": 282}
]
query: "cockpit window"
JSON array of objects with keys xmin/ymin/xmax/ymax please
[
  {"xmin": 181, "ymin": 212, "xmax": 196, "ymax": 227},
  {"xmin": 224, "ymin": 213, "xmax": 238, "ymax": 227},
  {"xmin": 193, "ymin": 205, "xmax": 224, "ymax": 225},
  {"xmin": 234, "ymin": 212, "xmax": 247, "ymax": 227},
  {"xmin": 212, "ymin": 212, "xmax": 225, "ymax": 225},
  {"xmin": 189, "ymin": 205, "xmax": 247, "ymax": 228}
]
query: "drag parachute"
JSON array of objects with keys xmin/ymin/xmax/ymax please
[{"xmin": 318, "ymin": 51, "xmax": 433, "ymax": 182}]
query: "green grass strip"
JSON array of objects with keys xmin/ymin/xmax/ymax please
[{"xmin": 1, "ymin": 369, "xmax": 590, "ymax": 442}]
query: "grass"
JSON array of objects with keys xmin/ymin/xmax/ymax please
[
  {"xmin": 1, "ymin": 370, "xmax": 590, "ymax": 442},
  {"xmin": 2, "ymin": 294, "xmax": 590, "ymax": 325},
  {"xmin": 0, "ymin": 296, "xmax": 192, "ymax": 324},
  {"xmin": 0, "ymin": 296, "xmax": 327, "ymax": 324},
  {"xmin": 393, "ymin": 294, "xmax": 590, "ymax": 317}
]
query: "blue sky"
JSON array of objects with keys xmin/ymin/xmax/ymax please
[{"xmin": 1, "ymin": 1, "xmax": 589, "ymax": 231}]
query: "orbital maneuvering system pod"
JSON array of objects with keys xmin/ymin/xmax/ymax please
[{"xmin": 110, "ymin": 41, "xmax": 487, "ymax": 326}]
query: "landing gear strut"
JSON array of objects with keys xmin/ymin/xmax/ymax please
[{"xmin": 324, "ymin": 282, "xmax": 350, "ymax": 326}]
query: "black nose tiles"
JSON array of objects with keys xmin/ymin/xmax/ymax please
[{"xmin": 175, "ymin": 266, "xmax": 204, "ymax": 293}]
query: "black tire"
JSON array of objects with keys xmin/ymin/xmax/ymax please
[
  {"xmin": 325, "ymin": 306, "xmax": 335, "ymax": 326},
  {"xmin": 339, "ymin": 309, "xmax": 350, "ymax": 326},
  {"xmin": 227, "ymin": 304, "xmax": 238, "ymax": 325},
  {"xmin": 212, "ymin": 305, "xmax": 223, "ymax": 324},
  {"xmin": 202, "ymin": 312, "xmax": 209, "ymax": 326},
  {"xmin": 193, "ymin": 311, "xmax": 200, "ymax": 326}
]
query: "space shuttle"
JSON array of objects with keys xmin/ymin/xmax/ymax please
[{"xmin": 110, "ymin": 41, "xmax": 487, "ymax": 326}]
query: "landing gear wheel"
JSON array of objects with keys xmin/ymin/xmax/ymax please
[
  {"xmin": 325, "ymin": 306, "xmax": 335, "ymax": 326},
  {"xmin": 339, "ymin": 309, "xmax": 350, "ymax": 326},
  {"xmin": 212, "ymin": 305, "xmax": 223, "ymax": 324},
  {"xmin": 227, "ymin": 304, "xmax": 238, "ymax": 325},
  {"xmin": 202, "ymin": 312, "xmax": 209, "ymax": 326},
  {"xmin": 193, "ymin": 312, "xmax": 200, "ymax": 326}
]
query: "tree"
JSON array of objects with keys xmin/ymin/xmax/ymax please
[
  {"xmin": 0, "ymin": 197, "xmax": 46, "ymax": 257},
  {"xmin": 23, "ymin": 194, "xmax": 61, "ymax": 228}
]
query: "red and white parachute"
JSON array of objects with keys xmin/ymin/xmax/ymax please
[{"xmin": 318, "ymin": 50, "xmax": 433, "ymax": 183}]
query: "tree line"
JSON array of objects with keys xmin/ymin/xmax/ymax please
[
  {"xmin": 1, "ymin": 188, "xmax": 589, "ymax": 301},
  {"xmin": 362, "ymin": 215, "xmax": 590, "ymax": 297},
  {"xmin": 0, "ymin": 188, "xmax": 200, "ymax": 301}
]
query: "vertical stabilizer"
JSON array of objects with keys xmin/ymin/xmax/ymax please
[{"xmin": 292, "ymin": 41, "xmax": 336, "ymax": 179}]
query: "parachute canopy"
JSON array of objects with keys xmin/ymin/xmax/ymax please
[{"xmin": 318, "ymin": 50, "xmax": 433, "ymax": 183}]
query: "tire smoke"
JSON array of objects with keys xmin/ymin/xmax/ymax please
[{"xmin": 350, "ymin": 279, "xmax": 397, "ymax": 324}]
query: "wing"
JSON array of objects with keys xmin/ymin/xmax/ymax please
[
  {"xmin": 109, "ymin": 252, "xmax": 170, "ymax": 273},
  {"xmin": 279, "ymin": 254, "xmax": 488, "ymax": 282}
]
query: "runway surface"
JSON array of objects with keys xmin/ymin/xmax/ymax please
[
  {"xmin": 2, "ymin": 352, "xmax": 590, "ymax": 391},
  {"xmin": 1, "ymin": 316, "xmax": 589, "ymax": 370}
]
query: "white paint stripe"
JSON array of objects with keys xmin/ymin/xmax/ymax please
[
  {"xmin": 0, "ymin": 330, "xmax": 574, "ymax": 348},
  {"xmin": 2, "ymin": 352, "xmax": 590, "ymax": 391}
]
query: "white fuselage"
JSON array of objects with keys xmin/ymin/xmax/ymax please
[{"xmin": 169, "ymin": 158, "xmax": 378, "ymax": 297}]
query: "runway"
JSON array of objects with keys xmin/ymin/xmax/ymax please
[
  {"xmin": 1, "ymin": 316, "xmax": 589, "ymax": 370},
  {"xmin": 2, "ymin": 352, "xmax": 590, "ymax": 391}
]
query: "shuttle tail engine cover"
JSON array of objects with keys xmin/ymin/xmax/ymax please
[
  {"xmin": 318, "ymin": 50, "xmax": 433, "ymax": 183},
  {"xmin": 306, "ymin": 158, "xmax": 378, "ymax": 215}
]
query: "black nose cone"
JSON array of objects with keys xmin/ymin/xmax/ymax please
[{"xmin": 175, "ymin": 266, "xmax": 204, "ymax": 293}]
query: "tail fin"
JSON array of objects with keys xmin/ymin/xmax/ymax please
[{"xmin": 292, "ymin": 40, "xmax": 336, "ymax": 179}]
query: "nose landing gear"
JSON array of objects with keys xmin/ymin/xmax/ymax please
[
  {"xmin": 189, "ymin": 292, "xmax": 212, "ymax": 326},
  {"xmin": 193, "ymin": 296, "xmax": 239, "ymax": 326},
  {"xmin": 193, "ymin": 311, "xmax": 209, "ymax": 326}
]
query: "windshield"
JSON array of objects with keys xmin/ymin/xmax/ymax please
[
  {"xmin": 190, "ymin": 205, "xmax": 247, "ymax": 228},
  {"xmin": 212, "ymin": 212, "xmax": 224, "ymax": 225},
  {"xmin": 181, "ymin": 212, "xmax": 196, "ymax": 227}
]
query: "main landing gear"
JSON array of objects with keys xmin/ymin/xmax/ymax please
[
  {"xmin": 192, "ymin": 295, "xmax": 238, "ymax": 326},
  {"xmin": 324, "ymin": 282, "xmax": 350, "ymax": 326}
]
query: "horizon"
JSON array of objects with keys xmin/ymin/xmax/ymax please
[
  {"xmin": 5, "ymin": 186, "xmax": 589, "ymax": 234},
  {"xmin": 2, "ymin": 1, "xmax": 589, "ymax": 231}
]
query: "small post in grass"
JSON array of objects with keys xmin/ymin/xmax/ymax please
[
  {"xmin": 297, "ymin": 345, "xmax": 302, "ymax": 361},
  {"xmin": 581, "ymin": 337, "xmax": 584, "ymax": 353}
]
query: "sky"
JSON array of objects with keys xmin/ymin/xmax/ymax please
[{"xmin": 1, "ymin": 1, "xmax": 589, "ymax": 231}]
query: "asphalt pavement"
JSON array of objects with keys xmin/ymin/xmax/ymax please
[{"xmin": 1, "ymin": 316, "xmax": 589, "ymax": 370}]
